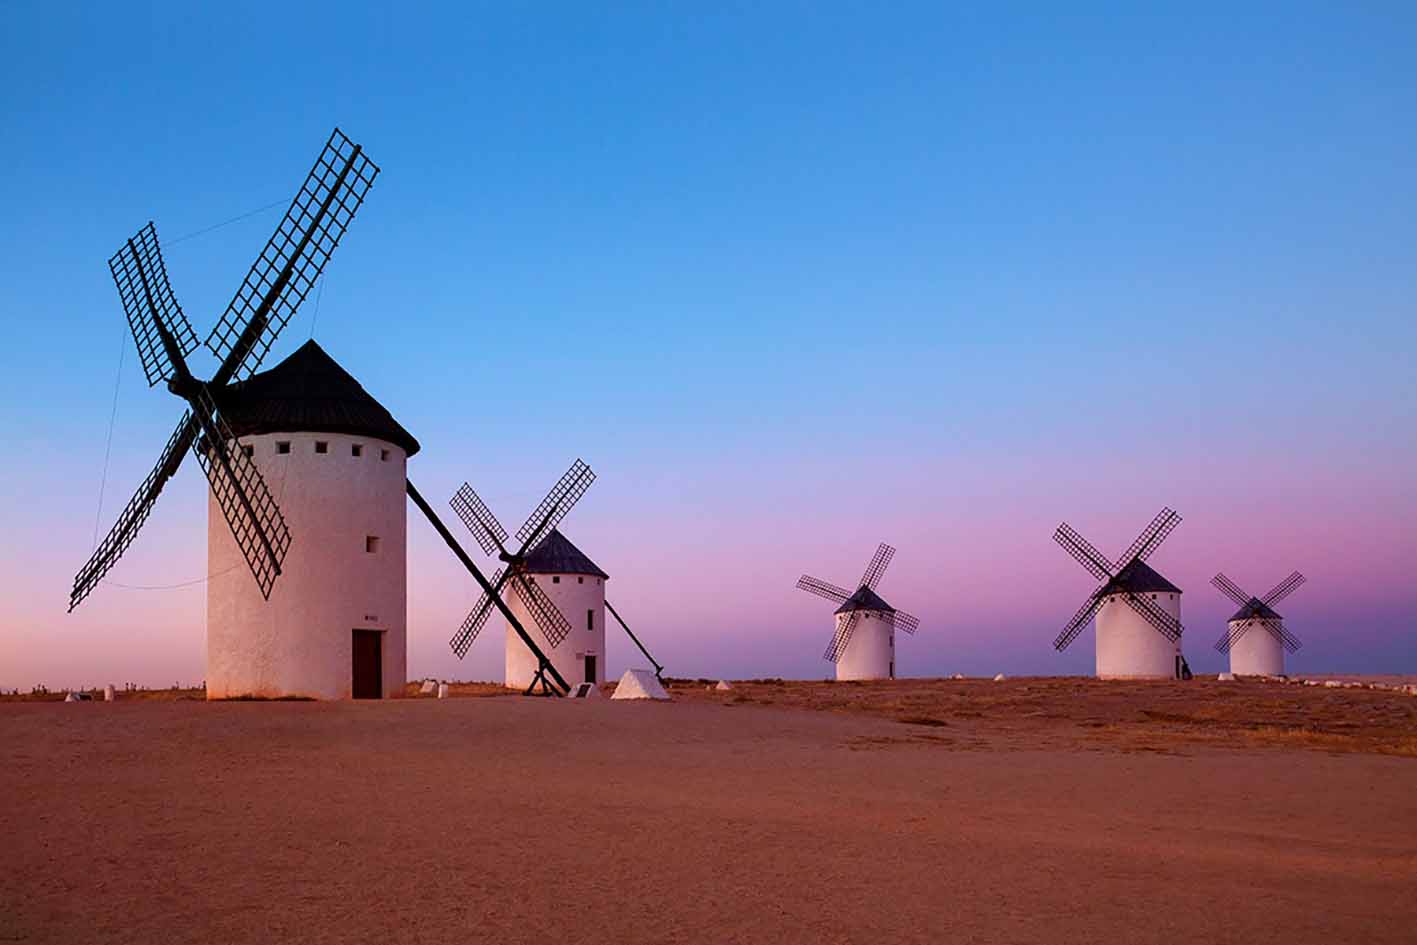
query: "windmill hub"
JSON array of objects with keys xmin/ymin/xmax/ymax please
[{"xmin": 165, "ymin": 375, "xmax": 199, "ymax": 399}]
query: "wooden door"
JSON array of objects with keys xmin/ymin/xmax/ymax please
[{"xmin": 352, "ymin": 629, "xmax": 383, "ymax": 699}]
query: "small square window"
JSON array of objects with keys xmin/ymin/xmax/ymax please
[
  {"xmin": 365, "ymin": 536, "xmax": 380, "ymax": 554},
  {"xmin": 577, "ymin": 576, "xmax": 584, "ymax": 584},
  {"xmin": 552, "ymin": 576, "xmax": 560, "ymax": 584},
  {"xmin": 315, "ymin": 441, "xmax": 328, "ymax": 454},
  {"xmin": 380, "ymin": 449, "xmax": 390, "ymax": 462},
  {"xmin": 351, "ymin": 444, "xmax": 363, "ymax": 457},
  {"xmin": 277, "ymin": 442, "xmax": 291, "ymax": 455},
  {"xmin": 241, "ymin": 445, "xmax": 253, "ymax": 458}
]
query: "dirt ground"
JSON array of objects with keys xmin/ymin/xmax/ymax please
[{"xmin": 3, "ymin": 678, "xmax": 1415, "ymax": 944}]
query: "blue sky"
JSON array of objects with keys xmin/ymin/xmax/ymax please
[{"xmin": 2, "ymin": 2, "xmax": 1414, "ymax": 688}]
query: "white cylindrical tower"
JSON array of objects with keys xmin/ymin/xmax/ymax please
[
  {"xmin": 1093, "ymin": 561, "xmax": 1184, "ymax": 680},
  {"xmin": 206, "ymin": 341, "xmax": 419, "ymax": 700},
  {"xmin": 1227, "ymin": 620, "xmax": 1285, "ymax": 676},
  {"xmin": 504, "ymin": 530, "xmax": 608, "ymax": 691},
  {"xmin": 834, "ymin": 611, "xmax": 895, "ymax": 681}
]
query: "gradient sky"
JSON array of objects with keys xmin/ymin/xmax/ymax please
[{"xmin": 2, "ymin": 2, "xmax": 1415, "ymax": 690}]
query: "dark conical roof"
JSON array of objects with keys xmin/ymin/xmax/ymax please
[
  {"xmin": 522, "ymin": 529, "xmax": 608, "ymax": 579},
  {"xmin": 834, "ymin": 585, "xmax": 896, "ymax": 615},
  {"xmin": 1229, "ymin": 598, "xmax": 1282, "ymax": 623},
  {"xmin": 1101, "ymin": 559, "xmax": 1182, "ymax": 596},
  {"xmin": 215, "ymin": 340, "xmax": 420, "ymax": 456}
]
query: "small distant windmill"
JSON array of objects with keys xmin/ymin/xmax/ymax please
[
  {"xmin": 1053, "ymin": 508, "xmax": 1189, "ymax": 679},
  {"xmin": 70, "ymin": 128, "xmax": 379, "ymax": 614},
  {"xmin": 796, "ymin": 543, "xmax": 920, "ymax": 681},
  {"xmin": 1212, "ymin": 571, "xmax": 1305, "ymax": 676},
  {"xmin": 446, "ymin": 461, "xmax": 662, "ymax": 692}
]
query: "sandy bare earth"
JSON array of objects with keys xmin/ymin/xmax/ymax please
[{"xmin": 2, "ymin": 682, "xmax": 1416, "ymax": 945}]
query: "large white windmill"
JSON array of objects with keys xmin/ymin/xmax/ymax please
[
  {"xmin": 1212, "ymin": 571, "xmax": 1306, "ymax": 676},
  {"xmin": 70, "ymin": 130, "xmax": 398, "ymax": 700},
  {"xmin": 796, "ymin": 543, "xmax": 921, "ymax": 680},
  {"xmin": 1052, "ymin": 508, "xmax": 1189, "ymax": 680}
]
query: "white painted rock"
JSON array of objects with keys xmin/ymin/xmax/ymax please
[
  {"xmin": 104, "ymin": 685, "xmax": 116, "ymax": 702},
  {"xmin": 1217, "ymin": 672, "xmax": 1235, "ymax": 682},
  {"xmin": 715, "ymin": 680, "xmax": 734, "ymax": 691},
  {"xmin": 1304, "ymin": 680, "xmax": 1321, "ymax": 687},
  {"xmin": 993, "ymin": 673, "xmax": 1006, "ymax": 682},
  {"xmin": 1324, "ymin": 680, "xmax": 1342, "ymax": 688},
  {"xmin": 419, "ymin": 679, "xmax": 437, "ymax": 695},
  {"xmin": 950, "ymin": 673, "xmax": 964, "ymax": 680},
  {"xmin": 437, "ymin": 683, "xmax": 449, "ymax": 699},
  {"xmin": 612, "ymin": 669, "xmax": 670, "ymax": 701}
]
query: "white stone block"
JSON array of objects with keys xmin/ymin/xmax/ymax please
[
  {"xmin": 104, "ymin": 685, "xmax": 115, "ymax": 702},
  {"xmin": 1217, "ymin": 672, "xmax": 1235, "ymax": 682},
  {"xmin": 419, "ymin": 679, "xmax": 437, "ymax": 695},
  {"xmin": 612, "ymin": 669, "xmax": 670, "ymax": 700},
  {"xmin": 993, "ymin": 673, "xmax": 1006, "ymax": 682},
  {"xmin": 437, "ymin": 682, "xmax": 449, "ymax": 699},
  {"xmin": 715, "ymin": 680, "xmax": 733, "ymax": 691}
]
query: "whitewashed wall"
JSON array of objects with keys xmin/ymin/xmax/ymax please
[
  {"xmin": 1094, "ymin": 591, "xmax": 1183, "ymax": 680},
  {"xmin": 207, "ymin": 431, "xmax": 407, "ymax": 700},
  {"xmin": 504, "ymin": 571, "xmax": 607, "ymax": 691},
  {"xmin": 835, "ymin": 611, "xmax": 895, "ymax": 681},
  {"xmin": 1228, "ymin": 621, "xmax": 1286, "ymax": 676}
]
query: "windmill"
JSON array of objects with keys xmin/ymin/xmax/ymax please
[
  {"xmin": 446, "ymin": 461, "xmax": 663, "ymax": 693},
  {"xmin": 795, "ymin": 543, "xmax": 920, "ymax": 681},
  {"xmin": 1052, "ymin": 508, "xmax": 1190, "ymax": 680},
  {"xmin": 69, "ymin": 130, "xmax": 399, "ymax": 700},
  {"xmin": 1212, "ymin": 571, "xmax": 1305, "ymax": 676},
  {"xmin": 70, "ymin": 128, "xmax": 378, "ymax": 616}
]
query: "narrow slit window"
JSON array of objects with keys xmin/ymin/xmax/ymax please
[
  {"xmin": 351, "ymin": 444, "xmax": 363, "ymax": 457},
  {"xmin": 380, "ymin": 449, "xmax": 390, "ymax": 462},
  {"xmin": 315, "ymin": 441, "xmax": 328, "ymax": 454},
  {"xmin": 586, "ymin": 609, "xmax": 594, "ymax": 631},
  {"xmin": 578, "ymin": 576, "xmax": 584, "ymax": 584},
  {"xmin": 277, "ymin": 441, "xmax": 291, "ymax": 455},
  {"xmin": 365, "ymin": 536, "xmax": 380, "ymax": 554}
]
